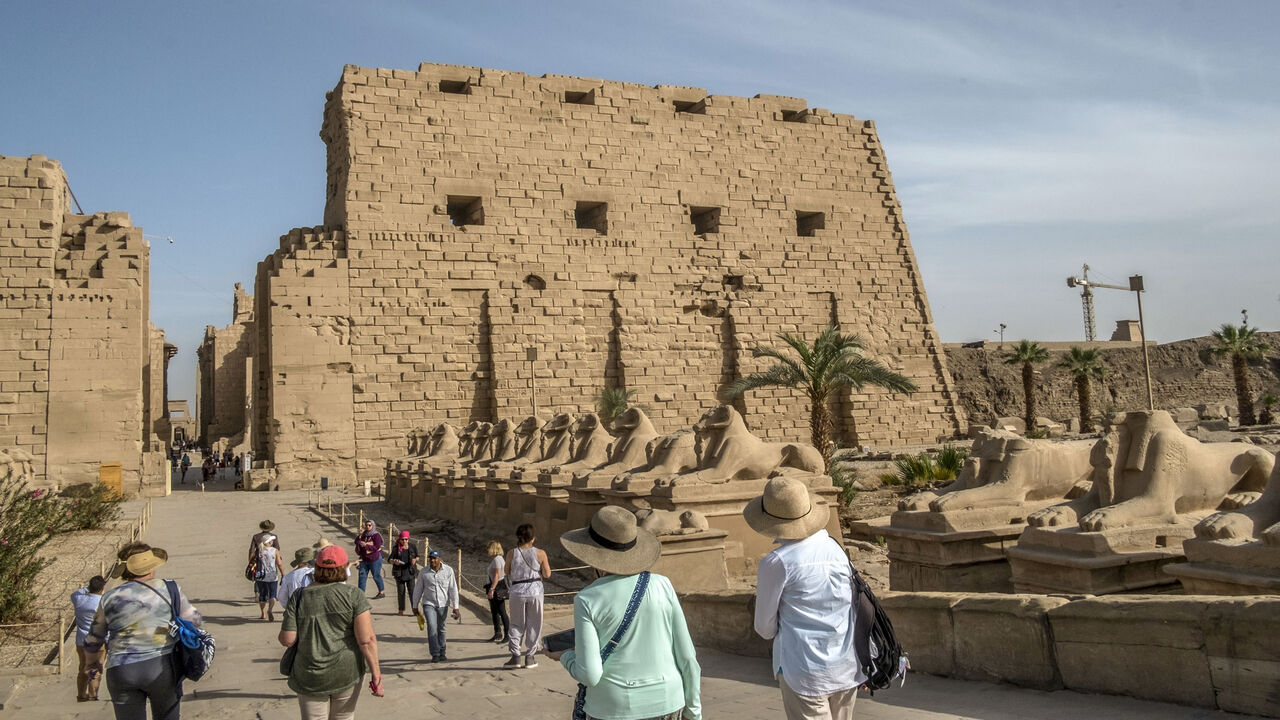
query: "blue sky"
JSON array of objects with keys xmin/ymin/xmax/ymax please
[{"xmin": 3, "ymin": 1, "xmax": 1277, "ymax": 403}]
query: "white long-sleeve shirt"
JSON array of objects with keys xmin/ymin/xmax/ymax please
[
  {"xmin": 410, "ymin": 563, "xmax": 459, "ymax": 610},
  {"xmin": 754, "ymin": 529, "xmax": 865, "ymax": 697},
  {"xmin": 277, "ymin": 566, "xmax": 314, "ymax": 608}
]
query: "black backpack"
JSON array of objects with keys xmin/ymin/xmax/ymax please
[{"xmin": 842, "ymin": 545, "xmax": 908, "ymax": 693}]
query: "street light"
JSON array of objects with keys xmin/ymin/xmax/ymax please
[{"xmin": 1066, "ymin": 273, "xmax": 1154, "ymax": 411}]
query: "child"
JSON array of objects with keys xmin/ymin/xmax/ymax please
[{"xmin": 71, "ymin": 575, "xmax": 107, "ymax": 701}]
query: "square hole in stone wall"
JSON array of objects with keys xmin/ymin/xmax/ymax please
[
  {"xmin": 781, "ymin": 108, "xmax": 810, "ymax": 122},
  {"xmin": 564, "ymin": 89, "xmax": 595, "ymax": 105},
  {"xmin": 439, "ymin": 79, "xmax": 471, "ymax": 95},
  {"xmin": 673, "ymin": 99, "xmax": 707, "ymax": 114},
  {"xmin": 575, "ymin": 201, "xmax": 608, "ymax": 235},
  {"xmin": 447, "ymin": 196, "xmax": 484, "ymax": 226},
  {"xmin": 689, "ymin": 206, "xmax": 721, "ymax": 235},
  {"xmin": 796, "ymin": 210, "xmax": 825, "ymax": 236}
]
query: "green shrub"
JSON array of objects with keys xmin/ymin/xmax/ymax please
[
  {"xmin": 0, "ymin": 479, "xmax": 65, "ymax": 622},
  {"xmin": 828, "ymin": 448, "xmax": 860, "ymax": 507},
  {"xmin": 59, "ymin": 482, "xmax": 121, "ymax": 531},
  {"xmin": 882, "ymin": 445, "xmax": 970, "ymax": 489}
]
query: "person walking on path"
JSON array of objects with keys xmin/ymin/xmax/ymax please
[
  {"xmin": 71, "ymin": 575, "xmax": 107, "ymax": 702},
  {"xmin": 256, "ymin": 535, "xmax": 286, "ymax": 621},
  {"xmin": 388, "ymin": 531, "xmax": 420, "ymax": 615},
  {"xmin": 549, "ymin": 506, "xmax": 702, "ymax": 720},
  {"xmin": 179, "ymin": 454, "xmax": 190, "ymax": 484},
  {"xmin": 83, "ymin": 542, "xmax": 202, "ymax": 720},
  {"xmin": 484, "ymin": 540, "xmax": 509, "ymax": 643},
  {"xmin": 503, "ymin": 523, "xmax": 550, "ymax": 669},
  {"xmin": 410, "ymin": 550, "xmax": 460, "ymax": 662},
  {"xmin": 279, "ymin": 544, "xmax": 384, "ymax": 719},
  {"xmin": 279, "ymin": 547, "xmax": 317, "ymax": 608},
  {"xmin": 746, "ymin": 477, "xmax": 862, "ymax": 720},
  {"xmin": 250, "ymin": 520, "xmax": 280, "ymax": 557},
  {"xmin": 355, "ymin": 520, "xmax": 386, "ymax": 599}
]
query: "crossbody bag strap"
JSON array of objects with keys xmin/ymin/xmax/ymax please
[
  {"xmin": 830, "ymin": 537, "xmax": 874, "ymax": 669},
  {"xmin": 600, "ymin": 571, "xmax": 649, "ymax": 664},
  {"xmin": 136, "ymin": 579, "xmax": 179, "ymax": 622}
]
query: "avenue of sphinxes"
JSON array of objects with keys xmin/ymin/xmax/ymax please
[{"xmin": 195, "ymin": 62, "xmax": 965, "ymax": 489}]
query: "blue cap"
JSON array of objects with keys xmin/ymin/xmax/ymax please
[{"xmin": 427, "ymin": 550, "xmax": 442, "ymax": 559}]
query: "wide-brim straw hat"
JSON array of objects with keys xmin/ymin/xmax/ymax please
[
  {"xmin": 744, "ymin": 476, "xmax": 830, "ymax": 540},
  {"xmin": 313, "ymin": 538, "xmax": 332, "ymax": 549},
  {"xmin": 561, "ymin": 506, "xmax": 661, "ymax": 576},
  {"xmin": 124, "ymin": 549, "xmax": 167, "ymax": 576}
]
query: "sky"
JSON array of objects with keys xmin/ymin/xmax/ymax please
[{"xmin": 3, "ymin": 1, "xmax": 1278, "ymax": 403}]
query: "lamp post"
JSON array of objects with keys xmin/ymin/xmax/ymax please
[{"xmin": 1066, "ymin": 272, "xmax": 1154, "ymax": 411}]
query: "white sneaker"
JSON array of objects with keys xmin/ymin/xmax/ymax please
[{"xmin": 523, "ymin": 655, "xmax": 538, "ymax": 669}]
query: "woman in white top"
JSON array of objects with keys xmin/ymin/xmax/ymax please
[
  {"xmin": 256, "ymin": 535, "xmax": 285, "ymax": 621},
  {"xmin": 485, "ymin": 541, "xmax": 510, "ymax": 643},
  {"xmin": 503, "ymin": 524, "xmax": 550, "ymax": 669}
]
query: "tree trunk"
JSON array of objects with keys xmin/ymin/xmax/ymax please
[
  {"xmin": 1233, "ymin": 354, "xmax": 1256, "ymax": 425},
  {"xmin": 810, "ymin": 397, "xmax": 833, "ymax": 472},
  {"xmin": 1022, "ymin": 362, "xmax": 1036, "ymax": 433},
  {"xmin": 1077, "ymin": 375, "xmax": 1093, "ymax": 434}
]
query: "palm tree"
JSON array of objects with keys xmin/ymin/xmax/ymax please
[
  {"xmin": 723, "ymin": 325, "xmax": 917, "ymax": 468},
  {"xmin": 1059, "ymin": 347, "xmax": 1106, "ymax": 433},
  {"xmin": 1003, "ymin": 340, "xmax": 1050, "ymax": 432},
  {"xmin": 1208, "ymin": 324, "xmax": 1267, "ymax": 425},
  {"xmin": 594, "ymin": 386, "xmax": 639, "ymax": 426}
]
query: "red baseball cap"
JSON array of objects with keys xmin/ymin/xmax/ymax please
[
  {"xmin": 315, "ymin": 545, "xmax": 349, "ymax": 568},
  {"xmin": 399, "ymin": 531, "xmax": 410, "ymax": 539}
]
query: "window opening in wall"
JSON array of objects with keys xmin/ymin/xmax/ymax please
[
  {"xmin": 723, "ymin": 274, "xmax": 744, "ymax": 291},
  {"xmin": 575, "ymin": 201, "xmax": 608, "ymax": 235},
  {"xmin": 439, "ymin": 79, "xmax": 471, "ymax": 95},
  {"xmin": 796, "ymin": 210, "xmax": 825, "ymax": 237},
  {"xmin": 447, "ymin": 196, "xmax": 485, "ymax": 226},
  {"xmin": 673, "ymin": 99, "xmax": 707, "ymax": 114},
  {"xmin": 523, "ymin": 274, "xmax": 546, "ymax": 290},
  {"xmin": 781, "ymin": 109, "xmax": 810, "ymax": 123},
  {"xmin": 689, "ymin": 206, "xmax": 721, "ymax": 235},
  {"xmin": 564, "ymin": 89, "xmax": 595, "ymax": 105}
]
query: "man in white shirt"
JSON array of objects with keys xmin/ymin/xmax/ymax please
[
  {"xmin": 746, "ymin": 477, "xmax": 863, "ymax": 720},
  {"xmin": 411, "ymin": 550, "xmax": 460, "ymax": 662},
  {"xmin": 277, "ymin": 547, "xmax": 315, "ymax": 608}
]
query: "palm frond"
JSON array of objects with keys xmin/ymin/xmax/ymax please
[{"xmin": 723, "ymin": 365, "xmax": 805, "ymax": 400}]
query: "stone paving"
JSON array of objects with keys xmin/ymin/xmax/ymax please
[{"xmin": 0, "ymin": 482, "xmax": 1263, "ymax": 719}]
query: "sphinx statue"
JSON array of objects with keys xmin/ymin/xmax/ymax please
[
  {"xmin": 546, "ymin": 413, "xmax": 613, "ymax": 476},
  {"xmin": 489, "ymin": 416, "xmax": 543, "ymax": 471},
  {"xmin": 635, "ymin": 507, "xmax": 711, "ymax": 536},
  {"xmin": 522, "ymin": 413, "xmax": 575, "ymax": 472},
  {"xmin": 898, "ymin": 428, "xmax": 1094, "ymax": 513},
  {"xmin": 1028, "ymin": 410, "xmax": 1274, "ymax": 531},
  {"xmin": 466, "ymin": 422, "xmax": 494, "ymax": 465},
  {"xmin": 418, "ymin": 423, "xmax": 461, "ymax": 469},
  {"xmin": 613, "ymin": 429, "xmax": 700, "ymax": 492},
  {"xmin": 1196, "ymin": 458, "xmax": 1280, "ymax": 545},
  {"xmin": 656, "ymin": 405, "xmax": 824, "ymax": 486},
  {"xmin": 573, "ymin": 407, "xmax": 661, "ymax": 488},
  {"xmin": 454, "ymin": 421, "xmax": 479, "ymax": 463},
  {"xmin": 485, "ymin": 418, "xmax": 519, "ymax": 464}
]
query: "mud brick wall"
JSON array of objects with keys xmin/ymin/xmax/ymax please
[
  {"xmin": 0, "ymin": 155, "xmax": 167, "ymax": 495},
  {"xmin": 250, "ymin": 64, "xmax": 964, "ymax": 485}
]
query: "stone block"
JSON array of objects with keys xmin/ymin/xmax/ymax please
[
  {"xmin": 878, "ymin": 591, "xmax": 960, "ymax": 676},
  {"xmin": 951, "ymin": 594, "xmax": 1066, "ymax": 690}
]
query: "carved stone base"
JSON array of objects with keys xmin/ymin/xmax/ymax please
[
  {"xmin": 1008, "ymin": 523, "xmax": 1199, "ymax": 594},
  {"xmin": 651, "ymin": 530, "xmax": 730, "ymax": 593},
  {"xmin": 1165, "ymin": 538, "xmax": 1280, "ymax": 595}
]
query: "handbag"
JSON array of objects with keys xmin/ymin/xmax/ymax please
[
  {"xmin": 141, "ymin": 580, "xmax": 216, "ymax": 683},
  {"xmin": 572, "ymin": 571, "xmax": 649, "ymax": 720},
  {"xmin": 244, "ymin": 556, "xmax": 260, "ymax": 582},
  {"xmin": 279, "ymin": 587, "xmax": 306, "ymax": 676}
]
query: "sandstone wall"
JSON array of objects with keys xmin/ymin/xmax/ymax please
[
  {"xmin": 0, "ymin": 154, "xmax": 168, "ymax": 496},
  {"xmin": 195, "ymin": 284, "xmax": 254, "ymax": 445},
  {"xmin": 249, "ymin": 63, "xmax": 964, "ymax": 486},
  {"xmin": 945, "ymin": 333, "xmax": 1280, "ymax": 426}
]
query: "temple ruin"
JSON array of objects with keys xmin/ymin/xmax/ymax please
[
  {"xmin": 225, "ymin": 62, "xmax": 964, "ymax": 488},
  {"xmin": 0, "ymin": 154, "xmax": 171, "ymax": 496}
]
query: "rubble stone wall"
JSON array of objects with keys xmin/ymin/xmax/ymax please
[{"xmin": 250, "ymin": 64, "xmax": 964, "ymax": 486}]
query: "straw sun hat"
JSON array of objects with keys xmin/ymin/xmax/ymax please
[
  {"xmin": 560, "ymin": 506, "xmax": 661, "ymax": 576},
  {"xmin": 124, "ymin": 549, "xmax": 167, "ymax": 576},
  {"xmin": 744, "ymin": 476, "xmax": 830, "ymax": 540}
]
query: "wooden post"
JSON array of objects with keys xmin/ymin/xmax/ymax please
[
  {"xmin": 358, "ymin": 509, "xmax": 364, "ymax": 534},
  {"xmin": 99, "ymin": 560, "xmax": 105, "ymax": 578},
  {"xmin": 340, "ymin": 501, "xmax": 347, "ymax": 528},
  {"xmin": 57, "ymin": 614, "xmax": 65, "ymax": 674}
]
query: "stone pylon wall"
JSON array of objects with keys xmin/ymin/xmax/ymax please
[
  {"xmin": 250, "ymin": 64, "xmax": 964, "ymax": 486},
  {"xmin": 0, "ymin": 155, "xmax": 168, "ymax": 495}
]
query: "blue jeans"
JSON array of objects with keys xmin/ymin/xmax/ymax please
[
  {"xmin": 423, "ymin": 605, "xmax": 450, "ymax": 658},
  {"xmin": 357, "ymin": 558, "xmax": 385, "ymax": 593}
]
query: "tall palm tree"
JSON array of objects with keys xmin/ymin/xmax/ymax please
[
  {"xmin": 1003, "ymin": 340, "xmax": 1050, "ymax": 432},
  {"xmin": 1208, "ymin": 324, "xmax": 1267, "ymax": 425},
  {"xmin": 1059, "ymin": 347, "xmax": 1106, "ymax": 433},
  {"xmin": 723, "ymin": 325, "xmax": 917, "ymax": 468}
]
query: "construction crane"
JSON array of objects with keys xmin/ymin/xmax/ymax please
[
  {"xmin": 1068, "ymin": 264, "xmax": 1097, "ymax": 340},
  {"xmin": 1065, "ymin": 267, "xmax": 1154, "ymax": 410}
]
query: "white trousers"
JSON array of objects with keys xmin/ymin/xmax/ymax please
[
  {"xmin": 780, "ymin": 676, "xmax": 858, "ymax": 720},
  {"xmin": 507, "ymin": 594, "xmax": 544, "ymax": 656}
]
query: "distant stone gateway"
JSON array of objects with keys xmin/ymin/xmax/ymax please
[{"xmin": 192, "ymin": 62, "xmax": 963, "ymax": 489}]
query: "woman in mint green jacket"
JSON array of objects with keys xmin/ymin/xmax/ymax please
[{"xmin": 549, "ymin": 507, "xmax": 701, "ymax": 720}]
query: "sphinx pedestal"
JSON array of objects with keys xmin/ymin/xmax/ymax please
[
  {"xmin": 652, "ymin": 529, "xmax": 730, "ymax": 593},
  {"xmin": 1165, "ymin": 539, "xmax": 1280, "ymax": 595},
  {"xmin": 1007, "ymin": 522, "xmax": 1200, "ymax": 594},
  {"xmin": 870, "ymin": 505, "xmax": 1043, "ymax": 592}
]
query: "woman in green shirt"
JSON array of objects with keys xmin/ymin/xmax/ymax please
[
  {"xmin": 550, "ymin": 506, "xmax": 702, "ymax": 720},
  {"xmin": 279, "ymin": 544, "xmax": 384, "ymax": 719}
]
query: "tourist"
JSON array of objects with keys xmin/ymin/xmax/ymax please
[
  {"xmin": 388, "ymin": 530, "xmax": 420, "ymax": 615},
  {"xmin": 503, "ymin": 523, "xmax": 550, "ymax": 668},
  {"xmin": 279, "ymin": 544, "xmax": 384, "ymax": 718},
  {"xmin": 200, "ymin": 456, "xmax": 213, "ymax": 486},
  {"xmin": 250, "ymin": 520, "xmax": 280, "ymax": 560},
  {"xmin": 484, "ymin": 540, "xmax": 509, "ymax": 643},
  {"xmin": 746, "ymin": 477, "xmax": 861, "ymax": 720},
  {"xmin": 278, "ymin": 547, "xmax": 316, "ymax": 608},
  {"xmin": 549, "ymin": 506, "xmax": 702, "ymax": 720},
  {"xmin": 83, "ymin": 542, "xmax": 202, "ymax": 720},
  {"xmin": 354, "ymin": 520, "xmax": 386, "ymax": 599},
  {"xmin": 179, "ymin": 453, "xmax": 190, "ymax": 484},
  {"xmin": 71, "ymin": 575, "xmax": 107, "ymax": 702},
  {"xmin": 409, "ymin": 549, "xmax": 460, "ymax": 662},
  {"xmin": 256, "ymin": 534, "xmax": 286, "ymax": 621}
]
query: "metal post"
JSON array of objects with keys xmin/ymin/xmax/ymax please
[
  {"xmin": 457, "ymin": 548, "xmax": 463, "ymax": 622},
  {"xmin": 1130, "ymin": 275, "xmax": 1155, "ymax": 411}
]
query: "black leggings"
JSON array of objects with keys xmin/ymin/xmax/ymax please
[
  {"xmin": 105, "ymin": 654, "xmax": 180, "ymax": 720},
  {"xmin": 395, "ymin": 577, "xmax": 413, "ymax": 612},
  {"xmin": 489, "ymin": 596, "xmax": 510, "ymax": 638}
]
